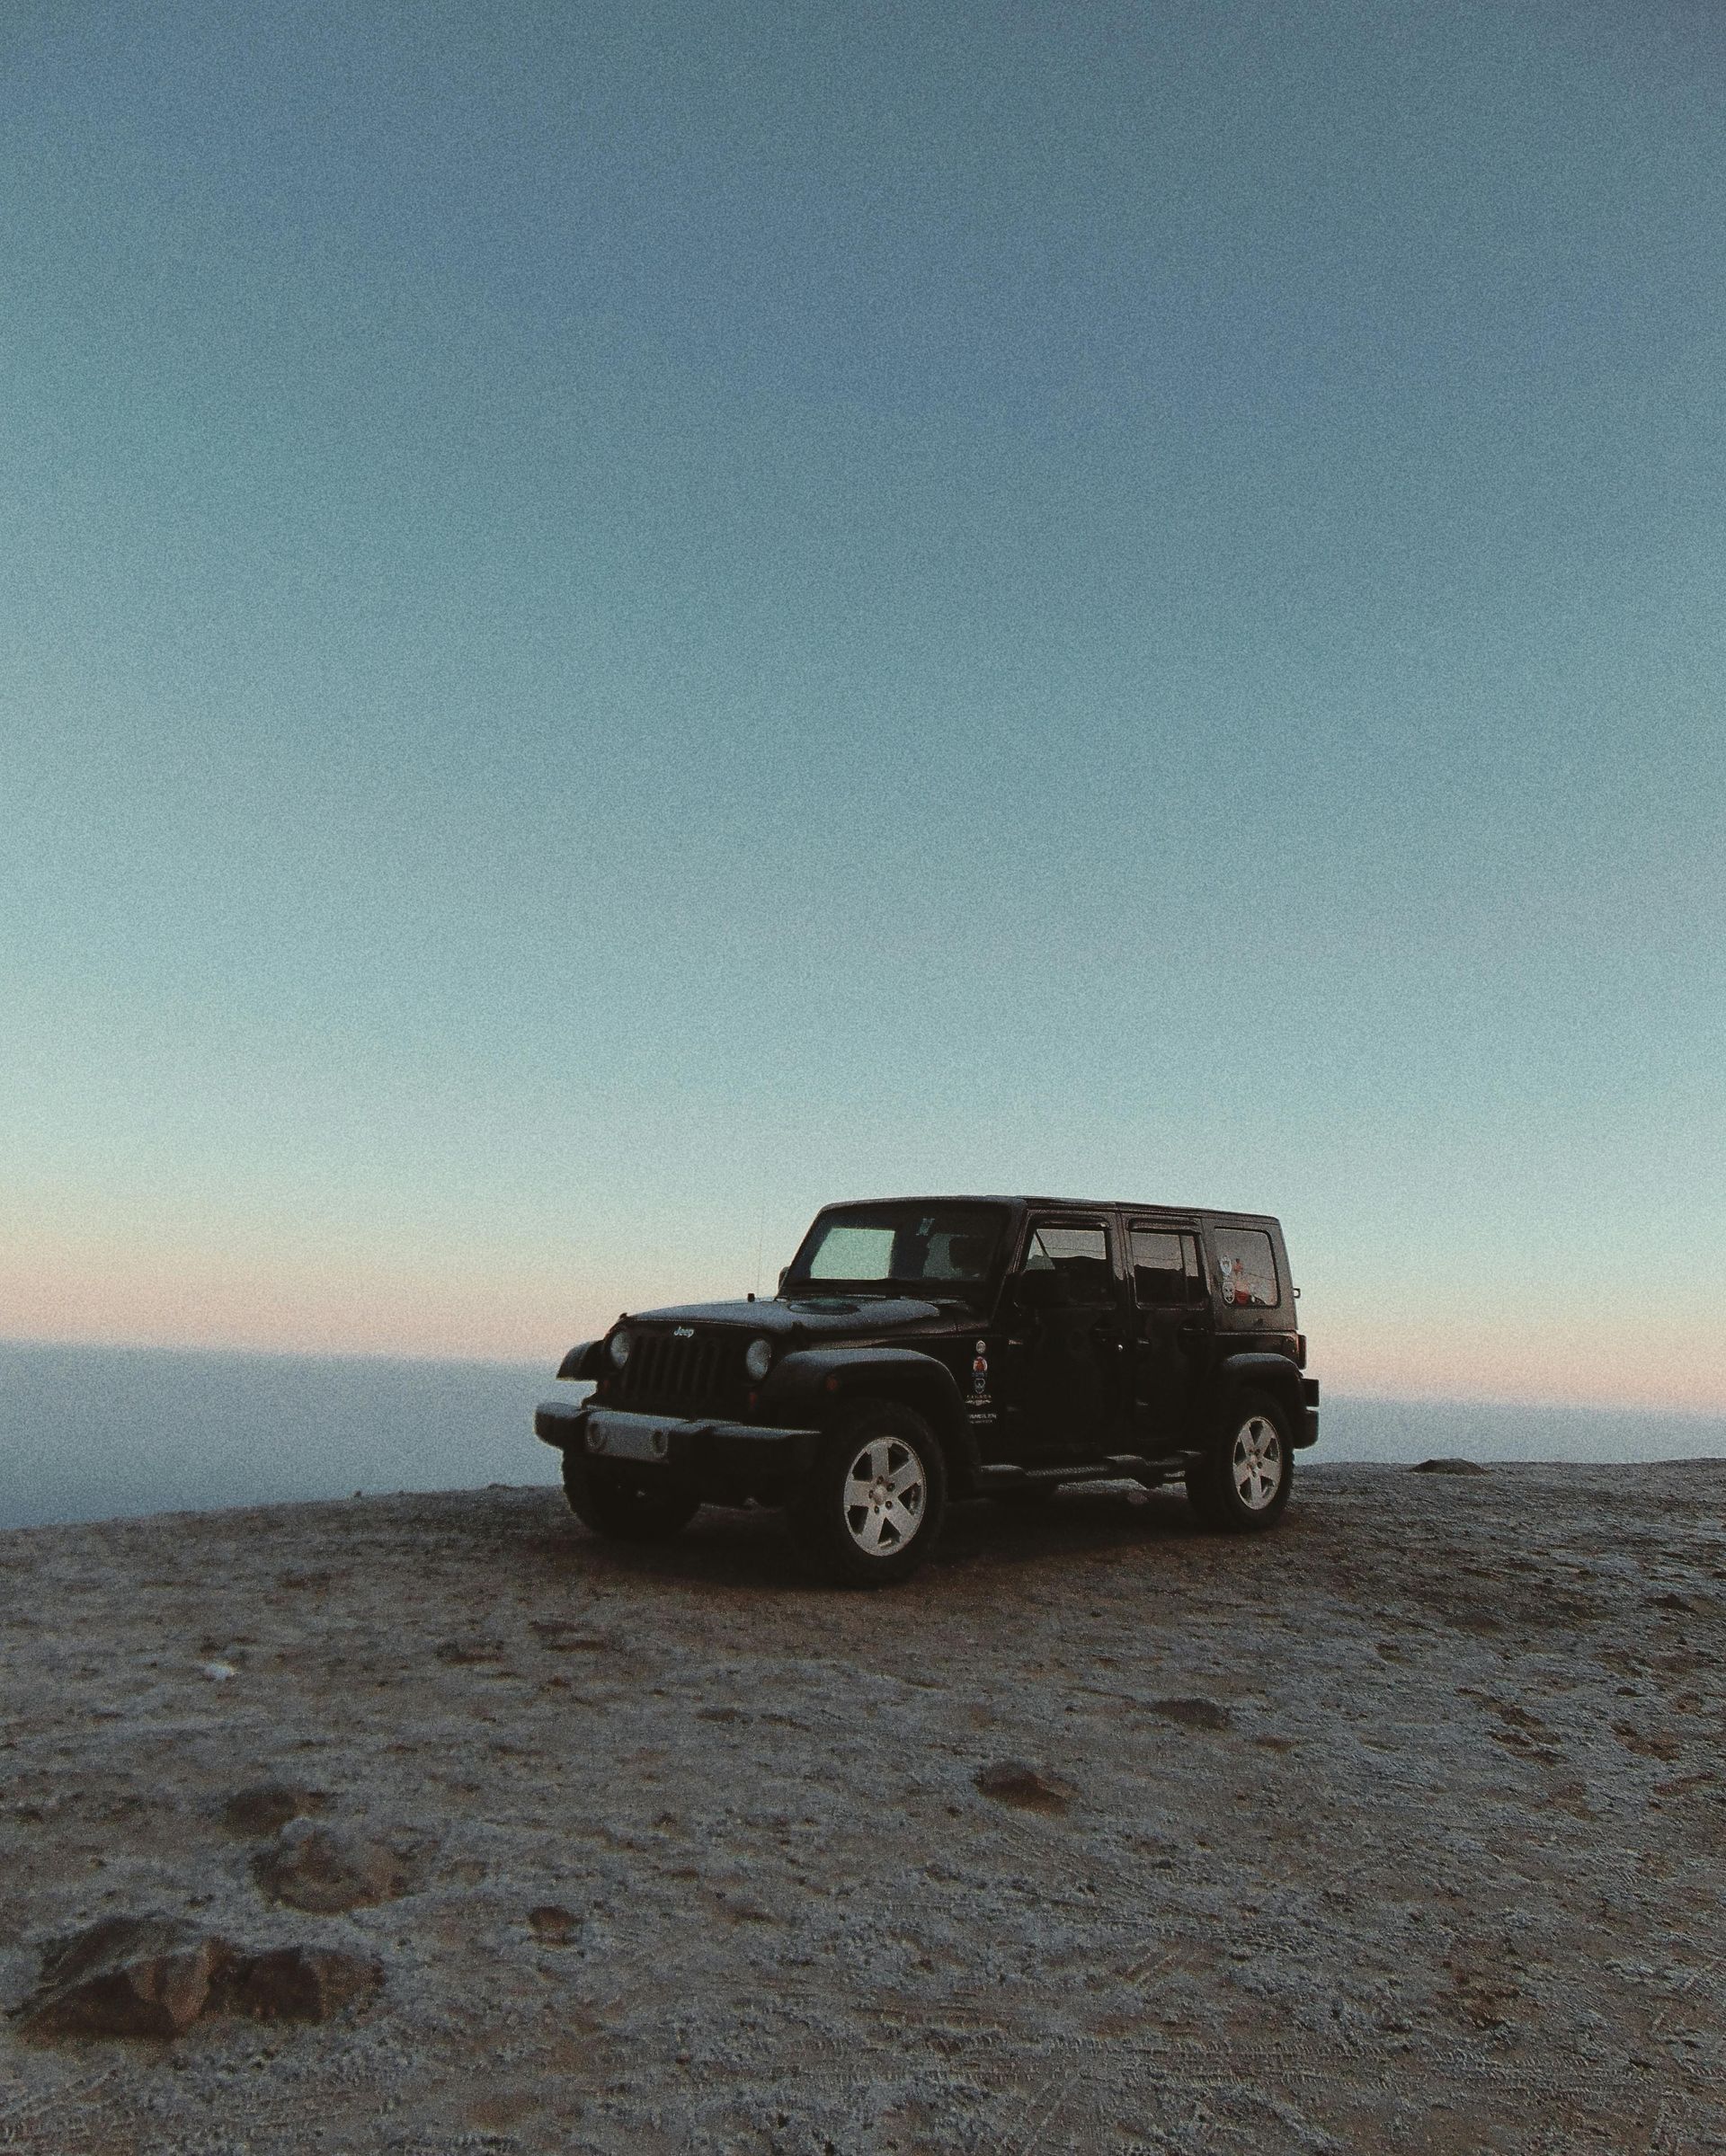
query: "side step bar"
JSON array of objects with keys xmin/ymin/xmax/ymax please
[{"xmin": 973, "ymin": 1452, "xmax": 1199, "ymax": 1494}]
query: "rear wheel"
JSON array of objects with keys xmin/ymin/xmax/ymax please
[
  {"xmin": 788, "ymin": 1400, "xmax": 948, "ymax": 1587},
  {"xmin": 1186, "ymin": 1391, "xmax": 1293, "ymax": 1532},
  {"xmin": 560, "ymin": 1451, "xmax": 700, "ymax": 1543}
]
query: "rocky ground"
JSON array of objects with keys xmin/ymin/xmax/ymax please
[{"xmin": 1, "ymin": 1463, "xmax": 1722, "ymax": 2154}]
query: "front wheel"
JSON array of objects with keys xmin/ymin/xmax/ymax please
[
  {"xmin": 788, "ymin": 1401, "xmax": 948, "ymax": 1587},
  {"xmin": 1186, "ymin": 1391, "xmax": 1293, "ymax": 1533},
  {"xmin": 561, "ymin": 1451, "xmax": 701, "ymax": 1543}
]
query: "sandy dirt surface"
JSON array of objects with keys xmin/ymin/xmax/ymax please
[{"xmin": 2, "ymin": 1463, "xmax": 1722, "ymax": 2154}]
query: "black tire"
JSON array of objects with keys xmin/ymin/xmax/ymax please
[
  {"xmin": 1186, "ymin": 1389, "xmax": 1294, "ymax": 1533},
  {"xmin": 787, "ymin": 1399, "xmax": 948, "ymax": 1587},
  {"xmin": 560, "ymin": 1451, "xmax": 701, "ymax": 1544}
]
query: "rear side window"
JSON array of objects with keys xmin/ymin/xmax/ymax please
[
  {"xmin": 1213, "ymin": 1228, "xmax": 1280, "ymax": 1309},
  {"xmin": 1131, "ymin": 1228, "xmax": 1204, "ymax": 1306},
  {"xmin": 1020, "ymin": 1222, "xmax": 1115, "ymax": 1301}
]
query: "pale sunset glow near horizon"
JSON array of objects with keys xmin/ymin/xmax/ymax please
[{"xmin": 4, "ymin": 3, "xmax": 1722, "ymax": 1423}]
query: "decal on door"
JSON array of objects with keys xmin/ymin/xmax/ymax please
[{"xmin": 969, "ymin": 1340, "xmax": 992, "ymax": 1412}]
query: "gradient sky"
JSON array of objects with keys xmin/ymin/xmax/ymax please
[{"xmin": 4, "ymin": 0, "xmax": 1722, "ymax": 1409}]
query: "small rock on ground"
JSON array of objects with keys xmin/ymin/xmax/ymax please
[
  {"xmin": 1152, "ymin": 1697, "xmax": 1232, "ymax": 1731},
  {"xmin": 14, "ymin": 1915, "xmax": 229, "ymax": 2041},
  {"xmin": 212, "ymin": 1947, "xmax": 382, "ymax": 2024},
  {"xmin": 974, "ymin": 1760, "xmax": 1074, "ymax": 1814},
  {"xmin": 221, "ymin": 1784, "xmax": 330, "ymax": 1837},
  {"xmin": 253, "ymin": 1821, "xmax": 409, "ymax": 1913}
]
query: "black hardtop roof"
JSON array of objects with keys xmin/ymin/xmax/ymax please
[{"xmin": 818, "ymin": 1195, "xmax": 1282, "ymax": 1228}]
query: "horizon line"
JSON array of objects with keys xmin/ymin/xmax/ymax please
[{"xmin": 3, "ymin": 1333, "xmax": 1722, "ymax": 1424}]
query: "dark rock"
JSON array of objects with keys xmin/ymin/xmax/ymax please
[
  {"xmin": 1411, "ymin": 1459, "xmax": 1489, "ymax": 1475},
  {"xmin": 14, "ymin": 1914, "xmax": 230, "ymax": 2040},
  {"xmin": 1645, "ymin": 1592, "xmax": 1697, "ymax": 1614},
  {"xmin": 527, "ymin": 1904, "xmax": 581, "ymax": 1945},
  {"xmin": 529, "ymin": 1622, "xmax": 614, "ymax": 1652},
  {"xmin": 973, "ymin": 1761, "xmax": 1073, "ymax": 1814},
  {"xmin": 1614, "ymin": 1721, "xmax": 1682, "ymax": 1762},
  {"xmin": 253, "ymin": 1821, "xmax": 409, "ymax": 1913},
  {"xmin": 1152, "ymin": 1697, "xmax": 1232, "ymax": 1731},
  {"xmin": 222, "ymin": 1784, "xmax": 330, "ymax": 1838},
  {"xmin": 213, "ymin": 1947, "xmax": 382, "ymax": 2023},
  {"xmin": 434, "ymin": 1637, "xmax": 505, "ymax": 1664},
  {"xmin": 1445, "ymin": 1953, "xmax": 1523, "ymax": 2029}
]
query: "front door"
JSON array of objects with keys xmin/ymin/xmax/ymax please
[
  {"xmin": 1000, "ymin": 1216, "xmax": 1129, "ymax": 1459},
  {"xmin": 1126, "ymin": 1222, "xmax": 1210, "ymax": 1451}
]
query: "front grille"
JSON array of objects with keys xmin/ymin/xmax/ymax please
[{"xmin": 615, "ymin": 1328, "xmax": 746, "ymax": 1417}]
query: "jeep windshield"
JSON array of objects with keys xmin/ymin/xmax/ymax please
[{"xmin": 784, "ymin": 1202, "xmax": 1010, "ymax": 1296}]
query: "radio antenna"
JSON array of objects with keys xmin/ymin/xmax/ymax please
[{"xmin": 753, "ymin": 1193, "xmax": 767, "ymax": 1299}]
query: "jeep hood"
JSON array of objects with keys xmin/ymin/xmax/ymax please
[{"xmin": 629, "ymin": 1296, "xmax": 942, "ymax": 1338}]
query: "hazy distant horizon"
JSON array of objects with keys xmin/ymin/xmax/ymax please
[
  {"xmin": 4, "ymin": 1338, "xmax": 1722, "ymax": 1535},
  {"xmin": 9, "ymin": 1326, "xmax": 1726, "ymax": 1419}
]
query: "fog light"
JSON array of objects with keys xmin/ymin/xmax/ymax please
[{"xmin": 585, "ymin": 1424, "xmax": 605, "ymax": 1454}]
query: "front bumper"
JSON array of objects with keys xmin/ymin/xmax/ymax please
[{"xmin": 534, "ymin": 1401, "xmax": 819, "ymax": 1494}]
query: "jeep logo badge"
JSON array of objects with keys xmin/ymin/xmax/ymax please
[{"xmin": 673, "ymin": 1326, "xmax": 695, "ymax": 1338}]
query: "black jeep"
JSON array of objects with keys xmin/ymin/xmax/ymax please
[{"xmin": 535, "ymin": 1196, "xmax": 1318, "ymax": 1585}]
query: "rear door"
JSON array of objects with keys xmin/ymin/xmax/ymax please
[
  {"xmin": 1126, "ymin": 1221, "xmax": 1210, "ymax": 1450},
  {"xmin": 999, "ymin": 1213, "xmax": 1130, "ymax": 1459}
]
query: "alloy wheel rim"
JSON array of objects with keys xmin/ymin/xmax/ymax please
[
  {"xmin": 843, "ymin": 1435, "xmax": 928, "ymax": 1555},
  {"xmin": 1231, "ymin": 1415, "xmax": 1284, "ymax": 1510}
]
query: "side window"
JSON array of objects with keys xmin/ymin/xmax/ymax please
[
  {"xmin": 1019, "ymin": 1222, "xmax": 1114, "ymax": 1303},
  {"xmin": 1131, "ymin": 1228, "xmax": 1203, "ymax": 1306},
  {"xmin": 1213, "ymin": 1228, "xmax": 1280, "ymax": 1310}
]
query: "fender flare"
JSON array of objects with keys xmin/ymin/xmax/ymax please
[
  {"xmin": 1212, "ymin": 1352, "xmax": 1310, "ymax": 1442},
  {"xmin": 758, "ymin": 1348, "xmax": 981, "ymax": 1488},
  {"xmin": 556, "ymin": 1340, "xmax": 605, "ymax": 1382}
]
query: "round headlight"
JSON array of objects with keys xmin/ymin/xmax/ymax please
[
  {"xmin": 608, "ymin": 1328, "xmax": 632, "ymax": 1369},
  {"xmin": 744, "ymin": 1336, "xmax": 773, "ymax": 1382}
]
